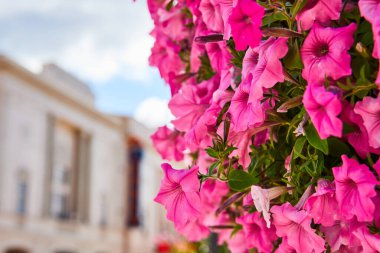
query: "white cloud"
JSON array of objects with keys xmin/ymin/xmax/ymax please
[
  {"xmin": 0, "ymin": 0, "xmax": 155, "ymax": 84},
  {"xmin": 134, "ymin": 97, "xmax": 174, "ymax": 129}
]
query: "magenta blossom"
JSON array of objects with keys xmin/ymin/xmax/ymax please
[
  {"xmin": 242, "ymin": 37, "xmax": 288, "ymax": 101},
  {"xmin": 320, "ymin": 219, "xmax": 362, "ymax": 252},
  {"xmin": 340, "ymin": 100, "xmax": 380, "ymax": 158},
  {"xmin": 228, "ymin": 0, "xmax": 264, "ymax": 51},
  {"xmin": 251, "ymin": 185, "xmax": 289, "ymax": 228},
  {"xmin": 205, "ymin": 41, "xmax": 232, "ymax": 72},
  {"xmin": 228, "ymin": 75, "xmax": 265, "ymax": 132},
  {"xmin": 185, "ymin": 88, "xmax": 233, "ymax": 151},
  {"xmin": 372, "ymin": 17, "xmax": 380, "ymax": 59},
  {"xmin": 169, "ymin": 77, "xmax": 217, "ymax": 131},
  {"xmin": 201, "ymin": 179, "xmax": 229, "ymax": 211},
  {"xmin": 157, "ymin": 6, "xmax": 189, "ymax": 41},
  {"xmin": 154, "ymin": 164, "xmax": 201, "ymax": 227},
  {"xmin": 200, "ymin": 0, "xmax": 224, "ymax": 32},
  {"xmin": 271, "ymin": 202, "xmax": 325, "ymax": 253},
  {"xmin": 176, "ymin": 217, "xmax": 210, "ymax": 241},
  {"xmin": 301, "ymin": 23, "xmax": 356, "ymax": 83},
  {"xmin": 333, "ymin": 155, "xmax": 378, "ymax": 222},
  {"xmin": 359, "ymin": 0, "xmax": 380, "ymax": 23},
  {"xmin": 149, "ymin": 30, "xmax": 184, "ymax": 83},
  {"xmin": 304, "ymin": 179, "xmax": 339, "ymax": 226},
  {"xmin": 373, "ymin": 18, "xmax": 380, "ymax": 86},
  {"xmin": 296, "ymin": 0, "xmax": 342, "ymax": 31},
  {"xmin": 275, "ymin": 237, "xmax": 296, "ymax": 253},
  {"xmin": 354, "ymin": 95, "xmax": 380, "ymax": 149},
  {"xmin": 226, "ymin": 230, "xmax": 249, "ymax": 253},
  {"xmin": 227, "ymin": 127, "xmax": 255, "ymax": 168},
  {"xmin": 353, "ymin": 226, "xmax": 380, "ymax": 253},
  {"xmin": 151, "ymin": 126, "xmax": 186, "ymax": 161},
  {"xmin": 216, "ymin": 0, "xmax": 236, "ymax": 40},
  {"xmin": 236, "ymin": 212, "xmax": 277, "ymax": 252},
  {"xmin": 303, "ymin": 84, "xmax": 343, "ymax": 139},
  {"xmin": 375, "ymin": 159, "xmax": 380, "ymax": 178}
]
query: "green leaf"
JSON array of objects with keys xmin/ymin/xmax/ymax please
[
  {"xmin": 228, "ymin": 170, "xmax": 258, "ymax": 191},
  {"xmin": 327, "ymin": 138, "xmax": 352, "ymax": 157},
  {"xmin": 205, "ymin": 147, "xmax": 219, "ymax": 159},
  {"xmin": 283, "ymin": 41, "xmax": 303, "ymax": 70},
  {"xmin": 305, "ymin": 124, "xmax": 329, "ymax": 155},
  {"xmin": 291, "ymin": 0, "xmax": 308, "ymax": 17},
  {"xmin": 343, "ymin": 123, "xmax": 356, "ymax": 135},
  {"xmin": 165, "ymin": 0, "xmax": 174, "ymax": 11},
  {"xmin": 293, "ymin": 136, "xmax": 307, "ymax": 159},
  {"xmin": 208, "ymin": 162, "xmax": 219, "ymax": 176},
  {"xmin": 262, "ymin": 11, "xmax": 289, "ymax": 26}
]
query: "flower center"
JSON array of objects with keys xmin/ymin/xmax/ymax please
[
  {"xmin": 245, "ymin": 16, "xmax": 251, "ymax": 24},
  {"xmin": 346, "ymin": 179, "xmax": 357, "ymax": 189},
  {"xmin": 316, "ymin": 43, "xmax": 329, "ymax": 57}
]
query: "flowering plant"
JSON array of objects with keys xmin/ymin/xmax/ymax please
[{"xmin": 148, "ymin": 0, "xmax": 380, "ymax": 251}]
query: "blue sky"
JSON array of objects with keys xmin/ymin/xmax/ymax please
[{"xmin": 0, "ymin": 0, "xmax": 172, "ymax": 128}]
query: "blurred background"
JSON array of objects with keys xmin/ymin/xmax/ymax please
[{"xmin": 0, "ymin": 1, "xmax": 189, "ymax": 252}]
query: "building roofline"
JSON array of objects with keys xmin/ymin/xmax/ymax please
[{"xmin": 0, "ymin": 55, "xmax": 124, "ymax": 130}]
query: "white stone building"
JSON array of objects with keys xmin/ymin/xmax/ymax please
[{"xmin": 0, "ymin": 56, "xmax": 172, "ymax": 253}]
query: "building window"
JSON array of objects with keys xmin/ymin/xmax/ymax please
[
  {"xmin": 45, "ymin": 119, "xmax": 92, "ymax": 222},
  {"xmin": 127, "ymin": 138, "xmax": 143, "ymax": 227},
  {"xmin": 5, "ymin": 248, "xmax": 30, "ymax": 253},
  {"xmin": 16, "ymin": 170, "xmax": 28, "ymax": 216},
  {"xmin": 99, "ymin": 193, "xmax": 107, "ymax": 228}
]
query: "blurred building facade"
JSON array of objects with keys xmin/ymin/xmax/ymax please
[{"xmin": 0, "ymin": 56, "xmax": 172, "ymax": 253}]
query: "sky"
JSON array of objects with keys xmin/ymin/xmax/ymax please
[{"xmin": 0, "ymin": 0, "xmax": 173, "ymax": 128}]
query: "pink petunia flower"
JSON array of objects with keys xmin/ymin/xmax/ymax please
[
  {"xmin": 227, "ymin": 125, "xmax": 271, "ymax": 168},
  {"xmin": 228, "ymin": 0, "xmax": 264, "ymax": 51},
  {"xmin": 301, "ymin": 23, "xmax": 356, "ymax": 83},
  {"xmin": 228, "ymin": 75, "xmax": 265, "ymax": 132},
  {"xmin": 372, "ymin": 191, "xmax": 380, "ymax": 227},
  {"xmin": 304, "ymin": 179, "xmax": 339, "ymax": 226},
  {"xmin": 275, "ymin": 237, "xmax": 296, "ymax": 253},
  {"xmin": 271, "ymin": 202, "xmax": 325, "ymax": 253},
  {"xmin": 201, "ymin": 179, "xmax": 229, "ymax": 211},
  {"xmin": 296, "ymin": 0, "xmax": 342, "ymax": 31},
  {"xmin": 372, "ymin": 17, "xmax": 380, "ymax": 59},
  {"xmin": 353, "ymin": 226, "xmax": 380, "ymax": 253},
  {"xmin": 216, "ymin": 0, "xmax": 236, "ymax": 40},
  {"xmin": 373, "ymin": 17, "xmax": 380, "ymax": 87},
  {"xmin": 149, "ymin": 29, "xmax": 184, "ymax": 83},
  {"xmin": 332, "ymin": 155, "xmax": 378, "ymax": 222},
  {"xmin": 157, "ymin": 6, "xmax": 189, "ymax": 41},
  {"xmin": 374, "ymin": 158, "xmax": 380, "ymax": 178},
  {"xmin": 340, "ymin": 100, "xmax": 380, "ymax": 158},
  {"xmin": 205, "ymin": 41, "xmax": 232, "ymax": 72},
  {"xmin": 320, "ymin": 219, "xmax": 362, "ymax": 252},
  {"xmin": 303, "ymin": 84, "xmax": 343, "ymax": 139},
  {"xmin": 200, "ymin": 0, "xmax": 224, "ymax": 32},
  {"xmin": 154, "ymin": 163, "xmax": 201, "ymax": 228},
  {"xmin": 176, "ymin": 217, "xmax": 210, "ymax": 241},
  {"xmin": 185, "ymin": 88, "xmax": 233, "ymax": 152},
  {"xmin": 242, "ymin": 37, "xmax": 288, "ymax": 102},
  {"xmin": 359, "ymin": 0, "xmax": 380, "ymax": 23},
  {"xmin": 354, "ymin": 95, "xmax": 380, "ymax": 149},
  {"xmin": 236, "ymin": 212, "xmax": 277, "ymax": 252},
  {"xmin": 227, "ymin": 127, "xmax": 255, "ymax": 168},
  {"xmin": 151, "ymin": 126, "xmax": 186, "ymax": 161},
  {"xmin": 226, "ymin": 230, "xmax": 249, "ymax": 253},
  {"xmin": 190, "ymin": 21, "xmax": 207, "ymax": 73},
  {"xmin": 251, "ymin": 185, "xmax": 289, "ymax": 228},
  {"xmin": 169, "ymin": 77, "xmax": 217, "ymax": 132}
]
